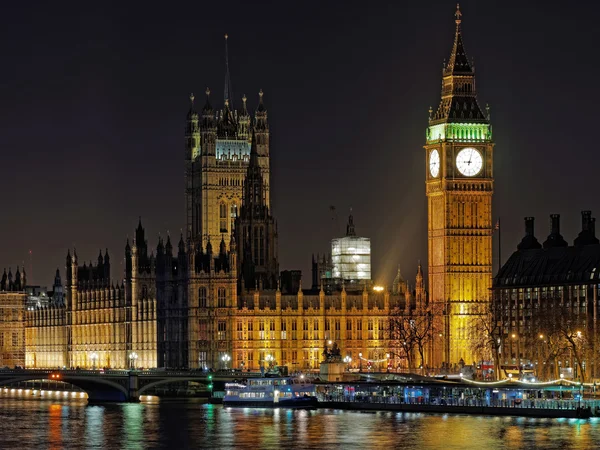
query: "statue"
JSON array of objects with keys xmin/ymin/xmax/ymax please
[{"xmin": 322, "ymin": 341, "xmax": 342, "ymax": 363}]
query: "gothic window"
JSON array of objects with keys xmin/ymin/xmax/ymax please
[
  {"xmin": 269, "ymin": 320, "xmax": 275, "ymax": 339},
  {"xmin": 356, "ymin": 320, "xmax": 363, "ymax": 340},
  {"xmin": 237, "ymin": 321, "xmax": 243, "ymax": 340},
  {"xmin": 199, "ymin": 351, "xmax": 207, "ymax": 369},
  {"xmin": 218, "ymin": 288, "xmax": 227, "ymax": 308},
  {"xmin": 346, "ymin": 319, "xmax": 352, "ymax": 332},
  {"xmin": 253, "ymin": 227, "xmax": 259, "ymax": 265},
  {"xmin": 335, "ymin": 319, "xmax": 341, "ymax": 340},
  {"xmin": 220, "ymin": 203, "xmax": 228, "ymax": 232},
  {"xmin": 217, "ymin": 321, "xmax": 227, "ymax": 340},
  {"xmin": 247, "ymin": 321, "xmax": 254, "ymax": 340},
  {"xmin": 281, "ymin": 321, "xmax": 287, "ymax": 340},
  {"xmin": 230, "ymin": 203, "xmax": 237, "ymax": 232},
  {"xmin": 199, "ymin": 287, "xmax": 207, "ymax": 308},
  {"xmin": 303, "ymin": 319, "xmax": 309, "ymax": 340},
  {"xmin": 291, "ymin": 320, "xmax": 297, "ymax": 340},
  {"xmin": 259, "ymin": 320, "xmax": 265, "ymax": 340}
]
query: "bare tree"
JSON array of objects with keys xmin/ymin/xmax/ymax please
[
  {"xmin": 387, "ymin": 307, "xmax": 417, "ymax": 371},
  {"xmin": 468, "ymin": 301, "xmax": 503, "ymax": 380}
]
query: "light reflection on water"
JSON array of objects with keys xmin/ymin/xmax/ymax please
[{"xmin": 0, "ymin": 398, "xmax": 598, "ymax": 449}]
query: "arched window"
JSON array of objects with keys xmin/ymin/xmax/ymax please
[
  {"xmin": 218, "ymin": 288, "xmax": 227, "ymax": 308},
  {"xmin": 199, "ymin": 287, "xmax": 207, "ymax": 308},
  {"xmin": 230, "ymin": 203, "xmax": 238, "ymax": 232},
  {"xmin": 219, "ymin": 203, "xmax": 228, "ymax": 232}
]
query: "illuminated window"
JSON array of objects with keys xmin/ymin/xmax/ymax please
[
  {"xmin": 217, "ymin": 321, "xmax": 227, "ymax": 340},
  {"xmin": 247, "ymin": 321, "xmax": 253, "ymax": 340},
  {"xmin": 259, "ymin": 320, "xmax": 265, "ymax": 340},
  {"xmin": 237, "ymin": 321, "xmax": 243, "ymax": 340},
  {"xmin": 281, "ymin": 321, "xmax": 287, "ymax": 340},
  {"xmin": 230, "ymin": 203, "xmax": 237, "ymax": 232}
]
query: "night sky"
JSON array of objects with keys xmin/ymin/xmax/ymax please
[{"xmin": 2, "ymin": 1, "xmax": 599, "ymax": 287}]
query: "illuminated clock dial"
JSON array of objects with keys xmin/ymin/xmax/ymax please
[
  {"xmin": 456, "ymin": 147, "xmax": 483, "ymax": 177},
  {"xmin": 429, "ymin": 149, "xmax": 440, "ymax": 178}
]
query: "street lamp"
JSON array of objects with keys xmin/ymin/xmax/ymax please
[
  {"xmin": 129, "ymin": 352, "xmax": 138, "ymax": 370},
  {"xmin": 90, "ymin": 352, "xmax": 99, "ymax": 370},
  {"xmin": 343, "ymin": 355, "xmax": 352, "ymax": 371},
  {"xmin": 221, "ymin": 354, "xmax": 231, "ymax": 370},
  {"xmin": 359, "ymin": 353, "xmax": 363, "ymax": 372}
]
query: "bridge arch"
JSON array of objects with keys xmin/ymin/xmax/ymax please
[
  {"xmin": 0, "ymin": 374, "xmax": 130, "ymax": 402},
  {"xmin": 137, "ymin": 376, "xmax": 210, "ymax": 395}
]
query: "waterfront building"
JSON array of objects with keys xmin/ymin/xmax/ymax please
[
  {"xmin": 493, "ymin": 212, "xmax": 600, "ymax": 381},
  {"xmin": 0, "ymin": 267, "xmax": 27, "ymax": 367},
  {"xmin": 425, "ymin": 5, "xmax": 494, "ymax": 367}
]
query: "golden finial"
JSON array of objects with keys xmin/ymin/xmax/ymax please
[
  {"xmin": 455, "ymin": 3, "xmax": 462, "ymax": 25},
  {"xmin": 205, "ymin": 87, "xmax": 211, "ymax": 97},
  {"xmin": 428, "ymin": 106, "xmax": 433, "ymax": 120},
  {"xmin": 224, "ymin": 98, "xmax": 229, "ymax": 107},
  {"xmin": 242, "ymin": 94, "xmax": 247, "ymax": 104},
  {"xmin": 224, "ymin": 33, "xmax": 228, "ymax": 40},
  {"xmin": 190, "ymin": 92, "xmax": 195, "ymax": 104},
  {"xmin": 259, "ymin": 89, "xmax": 264, "ymax": 99}
]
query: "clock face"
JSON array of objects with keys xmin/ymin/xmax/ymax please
[
  {"xmin": 456, "ymin": 147, "xmax": 483, "ymax": 177},
  {"xmin": 429, "ymin": 149, "xmax": 440, "ymax": 178}
]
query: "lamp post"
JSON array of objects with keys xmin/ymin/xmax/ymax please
[
  {"xmin": 359, "ymin": 353, "xmax": 363, "ymax": 372},
  {"xmin": 129, "ymin": 352, "xmax": 138, "ymax": 370},
  {"xmin": 343, "ymin": 355, "xmax": 352, "ymax": 371},
  {"xmin": 221, "ymin": 354, "xmax": 231, "ymax": 370},
  {"xmin": 90, "ymin": 352, "xmax": 98, "ymax": 370}
]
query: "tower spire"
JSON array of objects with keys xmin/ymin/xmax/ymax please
[{"xmin": 224, "ymin": 33, "xmax": 233, "ymax": 108}]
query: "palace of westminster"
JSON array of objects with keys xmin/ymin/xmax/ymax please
[{"xmin": 3, "ymin": 7, "xmax": 598, "ymax": 376}]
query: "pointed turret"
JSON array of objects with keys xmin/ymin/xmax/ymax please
[
  {"xmin": 187, "ymin": 92, "xmax": 198, "ymax": 120},
  {"xmin": 202, "ymin": 87, "xmax": 213, "ymax": 115},
  {"xmin": 1, "ymin": 268, "xmax": 7, "ymax": 291},
  {"xmin": 165, "ymin": 235, "xmax": 173, "ymax": 255},
  {"xmin": 224, "ymin": 33, "xmax": 234, "ymax": 107},
  {"xmin": 346, "ymin": 212, "xmax": 356, "ymax": 237}
]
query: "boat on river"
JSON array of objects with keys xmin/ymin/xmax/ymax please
[{"xmin": 223, "ymin": 377, "xmax": 318, "ymax": 408}]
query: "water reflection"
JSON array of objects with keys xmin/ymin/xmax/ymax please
[{"xmin": 0, "ymin": 399, "xmax": 600, "ymax": 449}]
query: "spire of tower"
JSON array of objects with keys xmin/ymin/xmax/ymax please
[
  {"xmin": 224, "ymin": 33, "xmax": 233, "ymax": 108},
  {"xmin": 429, "ymin": 4, "xmax": 487, "ymax": 125},
  {"xmin": 445, "ymin": 4, "xmax": 472, "ymax": 76},
  {"xmin": 203, "ymin": 87, "xmax": 213, "ymax": 113}
]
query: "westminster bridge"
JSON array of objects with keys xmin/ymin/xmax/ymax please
[{"xmin": 0, "ymin": 368, "xmax": 251, "ymax": 402}]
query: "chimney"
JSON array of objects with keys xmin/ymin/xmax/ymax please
[
  {"xmin": 525, "ymin": 217, "xmax": 534, "ymax": 236},
  {"xmin": 551, "ymin": 214, "xmax": 560, "ymax": 235},
  {"xmin": 517, "ymin": 217, "xmax": 541, "ymax": 250},
  {"xmin": 575, "ymin": 210, "xmax": 599, "ymax": 246},
  {"xmin": 543, "ymin": 214, "xmax": 568, "ymax": 249}
]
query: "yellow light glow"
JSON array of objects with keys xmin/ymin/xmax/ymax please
[{"xmin": 373, "ymin": 286, "xmax": 384, "ymax": 292}]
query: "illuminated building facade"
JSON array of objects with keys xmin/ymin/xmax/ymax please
[
  {"xmin": 425, "ymin": 6, "xmax": 494, "ymax": 366},
  {"xmin": 331, "ymin": 215, "xmax": 371, "ymax": 284},
  {"xmin": 493, "ymin": 212, "xmax": 600, "ymax": 380},
  {"xmin": 20, "ymin": 34, "xmax": 430, "ymax": 372},
  {"xmin": 0, "ymin": 268, "xmax": 27, "ymax": 367}
]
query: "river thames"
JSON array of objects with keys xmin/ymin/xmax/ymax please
[{"xmin": 1, "ymin": 397, "xmax": 599, "ymax": 449}]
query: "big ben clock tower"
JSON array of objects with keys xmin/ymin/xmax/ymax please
[{"xmin": 426, "ymin": 5, "xmax": 493, "ymax": 367}]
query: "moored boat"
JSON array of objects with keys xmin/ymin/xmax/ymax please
[{"xmin": 223, "ymin": 377, "xmax": 318, "ymax": 408}]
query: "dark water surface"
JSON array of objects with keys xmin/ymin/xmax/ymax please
[{"xmin": 0, "ymin": 397, "xmax": 599, "ymax": 449}]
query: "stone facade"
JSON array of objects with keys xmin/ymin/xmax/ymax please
[{"xmin": 0, "ymin": 269, "xmax": 27, "ymax": 367}]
